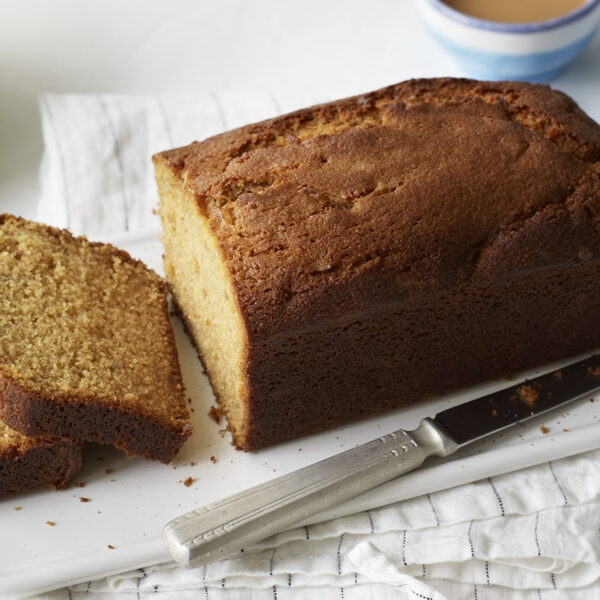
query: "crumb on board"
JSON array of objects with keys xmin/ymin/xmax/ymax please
[
  {"xmin": 218, "ymin": 429, "xmax": 227, "ymax": 438},
  {"xmin": 563, "ymin": 428, "xmax": 569, "ymax": 432},
  {"xmin": 190, "ymin": 461, "xmax": 196, "ymax": 466},
  {"xmin": 491, "ymin": 409, "xmax": 498, "ymax": 417},
  {"xmin": 590, "ymin": 398, "xmax": 596, "ymax": 403},
  {"xmin": 553, "ymin": 370, "xmax": 563, "ymax": 380},
  {"xmin": 80, "ymin": 497, "xmax": 91, "ymax": 503},
  {"xmin": 209, "ymin": 405, "xmax": 223, "ymax": 424},
  {"xmin": 46, "ymin": 521, "xmax": 55, "ymax": 526},
  {"xmin": 210, "ymin": 456, "xmax": 218, "ymax": 464},
  {"xmin": 73, "ymin": 481, "xmax": 86, "ymax": 488},
  {"xmin": 105, "ymin": 468, "xmax": 113, "ymax": 475},
  {"xmin": 108, "ymin": 544, "xmax": 115, "ymax": 550},
  {"xmin": 183, "ymin": 477, "xmax": 194, "ymax": 487},
  {"xmin": 587, "ymin": 366, "xmax": 600, "ymax": 377},
  {"xmin": 540, "ymin": 425, "xmax": 549, "ymax": 434},
  {"xmin": 516, "ymin": 385, "xmax": 539, "ymax": 408},
  {"xmin": 14, "ymin": 507, "xmax": 22, "ymax": 511}
]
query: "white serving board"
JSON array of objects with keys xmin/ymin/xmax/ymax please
[{"xmin": 2, "ymin": 230, "xmax": 600, "ymax": 599}]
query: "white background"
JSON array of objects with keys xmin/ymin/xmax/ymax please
[{"xmin": 2, "ymin": 0, "xmax": 600, "ymax": 222}]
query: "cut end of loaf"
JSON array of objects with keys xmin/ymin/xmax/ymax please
[{"xmin": 154, "ymin": 159, "xmax": 251, "ymax": 449}]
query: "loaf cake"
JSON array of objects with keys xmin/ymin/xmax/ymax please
[
  {"xmin": 154, "ymin": 78, "xmax": 600, "ymax": 451},
  {"xmin": 0, "ymin": 215, "xmax": 191, "ymax": 463},
  {"xmin": 0, "ymin": 420, "xmax": 82, "ymax": 497}
]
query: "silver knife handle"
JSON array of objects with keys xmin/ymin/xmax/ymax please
[{"xmin": 163, "ymin": 418, "xmax": 456, "ymax": 566}]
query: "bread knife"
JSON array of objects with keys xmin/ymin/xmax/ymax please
[{"xmin": 163, "ymin": 353, "xmax": 600, "ymax": 567}]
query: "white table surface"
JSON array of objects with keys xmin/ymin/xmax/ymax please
[{"xmin": 2, "ymin": 0, "xmax": 599, "ymax": 221}]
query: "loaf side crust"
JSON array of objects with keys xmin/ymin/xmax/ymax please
[
  {"xmin": 0, "ymin": 374, "xmax": 190, "ymax": 463},
  {"xmin": 0, "ymin": 427, "xmax": 82, "ymax": 497}
]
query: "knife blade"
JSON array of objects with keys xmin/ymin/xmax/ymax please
[{"xmin": 163, "ymin": 353, "xmax": 600, "ymax": 567}]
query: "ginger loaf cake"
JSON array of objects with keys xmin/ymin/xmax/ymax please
[
  {"xmin": 154, "ymin": 78, "xmax": 600, "ymax": 451},
  {"xmin": 0, "ymin": 215, "xmax": 191, "ymax": 463},
  {"xmin": 0, "ymin": 420, "xmax": 82, "ymax": 497}
]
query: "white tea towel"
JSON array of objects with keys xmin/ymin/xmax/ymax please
[{"xmin": 34, "ymin": 92, "xmax": 600, "ymax": 599}]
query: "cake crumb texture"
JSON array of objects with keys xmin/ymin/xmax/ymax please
[{"xmin": 0, "ymin": 215, "xmax": 191, "ymax": 462}]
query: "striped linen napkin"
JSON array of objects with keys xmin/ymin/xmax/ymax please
[{"xmin": 34, "ymin": 93, "xmax": 600, "ymax": 600}]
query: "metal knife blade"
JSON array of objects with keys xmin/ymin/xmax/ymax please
[
  {"xmin": 434, "ymin": 353, "xmax": 600, "ymax": 445},
  {"xmin": 163, "ymin": 353, "xmax": 600, "ymax": 567}
]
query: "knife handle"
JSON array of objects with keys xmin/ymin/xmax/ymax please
[{"xmin": 162, "ymin": 418, "xmax": 457, "ymax": 567}]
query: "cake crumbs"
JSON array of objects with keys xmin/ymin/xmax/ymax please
[
  {"xmin": 553, "ymin": 370, "xmax": 563, "ymax": 380},
  {"xmin": 13, "ymin": 507, "xmax": 22, "ymax": 511},
  {"xmin": 183, "ymin": 477, "xmax": 194, "ymax": 487},
  {"xmin": 208, "ymin": 405, "xmax": 223, "ymax": 424},
  {"xmin": 108, "ymin": 544, "xmax": 115, "ymax": 549},
  {"xmin": 105, "ymin": 468, "xmax": 113, "ymax": 475},
  {"xmin": 491, "ymin": 409, "xmax": 498, "ymax": 417},
  {"xmin": 587, "ymin": 367, "xmax": 600, "ymax": 377},
  {"xmin": 210, "ymin": 456, "xmax": 218, "ymax": 464},
  {"xmin": 46, "ymin": 521, "xmax": 55, "ymax": 526},
  {"xmin": 79, "ymin": 497, "xmax": 91, "ymax": 503},
  {"xmin": 73, "ymin": 481, "xmax": 86, "ymax": 488},
  {"xmin": 190, "ymin": 461, "xmax": 197, "ymax": 466},
  {"xmin": 563, "ymin": 428, "xmax": 569, "ymax": 432},
  {"xmin": 540, "ymin": 425, "xmax": 549, "ymax": 434},
  {"xmin": 590, "ymin": 398, "xmax": 596, "ymax": 403},
  {"xmin": 218, "ymin": 429, "xmax": 227, "ymax": 438},
  {"xmin": 516, "ymin": 385, "xmax": 539, "ymax": 408}
]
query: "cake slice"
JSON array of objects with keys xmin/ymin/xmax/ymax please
[
  {"xmin": 0, "ymin": 214, "xmax": 191, "ymax": 463},
  {"xmin": 0, "ymin": 420, "xmax": 82, "ymax": 497},
  {"xmin": 154, "ymin": 77, "xmax": 600, "ymax": 451}
]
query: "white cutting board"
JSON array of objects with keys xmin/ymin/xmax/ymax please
[{"xmin": 2, "ymin": 230, "xmax": 600, "ymax": 599}]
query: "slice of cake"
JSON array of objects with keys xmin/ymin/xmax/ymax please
[
  {"xmin": 0, "ymin": 214, "xmax": 191, "ymax": 463},
  {"xmin": 154, "ymin": 78, "xmax": 600, "ymax": 451},
  {"xmin": 0, "ymin": 419, "xmax": 82, "ymax": 497}
]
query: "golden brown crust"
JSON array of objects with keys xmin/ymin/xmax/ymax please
[
  {"xmin": 154, "ymin": 78, "xmax": 600, "ymax": 450},
  {"xmin": 155, "ymin": 78, "xmax": 600, "ymax": 340}
]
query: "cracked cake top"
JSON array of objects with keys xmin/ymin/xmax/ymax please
[{"xmin": 154, "ymin": 78, "xmax": 600, "ymax": 338}]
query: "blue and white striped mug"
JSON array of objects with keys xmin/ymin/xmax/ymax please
[{"xmin": 417, "ymin": 0, "xmax": 600, "ymax": 82}]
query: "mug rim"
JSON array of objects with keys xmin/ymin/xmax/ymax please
[{"xmin": 424, "ymin": 0, "xmax": 600, "ymax": 33}]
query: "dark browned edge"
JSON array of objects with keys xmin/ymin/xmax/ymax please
[{"xmin": 0, "ymin": 437, "xmax": 83, "ymax": 498}]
